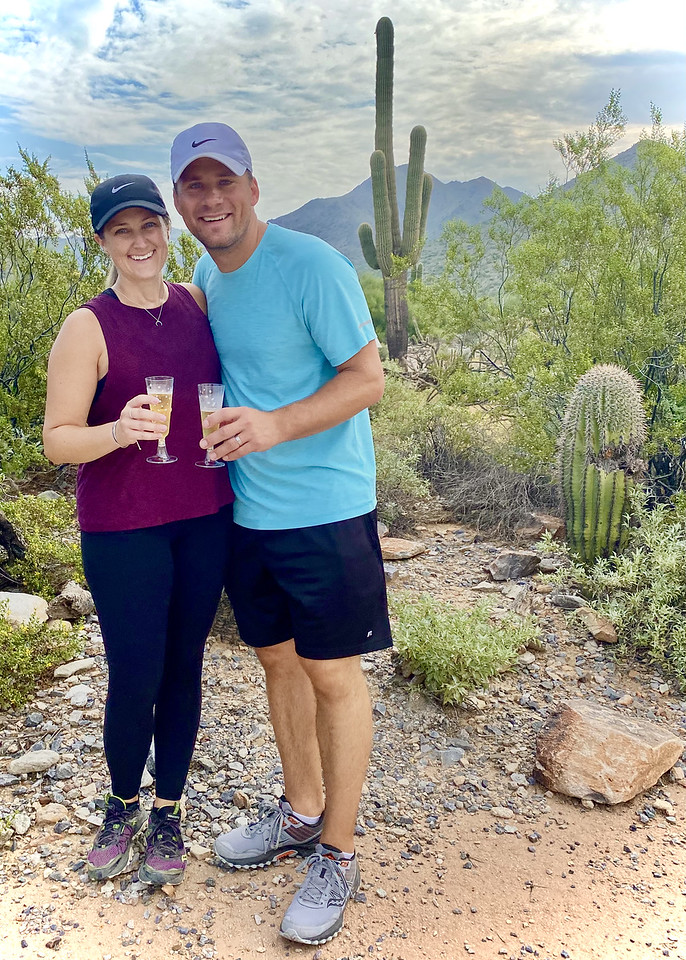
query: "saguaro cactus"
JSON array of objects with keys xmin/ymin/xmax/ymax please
[
  {"xmin": 558, "ymin": 364, "xmax": 647, "ymax": 563},
  {"xmin": 359, "ymin": 17, "xmax": 432, "ymax": 360}
]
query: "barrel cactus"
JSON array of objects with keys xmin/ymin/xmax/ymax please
[{"xmin": 558, "ymin": 364, "xmax": 647, "ymax": 563}]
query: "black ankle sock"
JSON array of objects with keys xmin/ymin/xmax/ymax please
[{"xmin": 122, "ymin": 799, "xmax": 139, "ymax": 811}]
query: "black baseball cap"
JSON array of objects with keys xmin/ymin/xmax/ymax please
[{"xmin": 91, "ymin": 174, "xmax": 168, "ymax": 232}]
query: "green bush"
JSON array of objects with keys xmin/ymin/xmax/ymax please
[
  {"xmin": 0, "ymin": 607, "xmax": 79, "ymax": 709},
  {"xmin": 556, "ymin": 496, "xmax": 686, "ymax": 688},
  {"xmin": 390, "ymin": 591, "xmax": 540, "ymax": 704},
  {"xmin": 0, "ymin": 494, "xmax": 83, "ymax": 598}
]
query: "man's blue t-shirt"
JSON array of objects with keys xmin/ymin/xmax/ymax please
[{"xmin": 192, "ymin": 223, "xmax": 378, "ymax": 530}]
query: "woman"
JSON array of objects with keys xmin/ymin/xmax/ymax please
[{"xmin": 43, "ymin": 174, "xmax": 233, "ymax": 886}]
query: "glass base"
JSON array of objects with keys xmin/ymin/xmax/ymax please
[
  {"xmin": 195, "ymin": 459, "xmax": 224, "ymax": 469},
  {"xmin": 147, "ymin": 454, "xmax": 178, "ymax": 464}
]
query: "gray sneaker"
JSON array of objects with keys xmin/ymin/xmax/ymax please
[
  {"xmin": 214, "ymin": 796, "xmax": 323, "ymax": 870},
  {"xmin": 279, "ymin": 844, "xmax": 360, "ymax": 944}
]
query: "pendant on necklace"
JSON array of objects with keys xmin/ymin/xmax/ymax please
[{"xmin": 142, "ymin": 303, "xmax": 164, "ymax": 326}]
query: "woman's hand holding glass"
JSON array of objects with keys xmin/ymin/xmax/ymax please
[{"xmin": 114, "ymin": 392, "xmax": 170, "ymax": 449}]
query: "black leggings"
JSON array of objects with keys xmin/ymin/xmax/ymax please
[{"xmin": 81, "ymin": 509, "xmax": 229, "ymax": 800}]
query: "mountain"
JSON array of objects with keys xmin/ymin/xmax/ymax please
[{"xmin": 272, "ymin": 165, "xmax": 525, "ymax": 274}]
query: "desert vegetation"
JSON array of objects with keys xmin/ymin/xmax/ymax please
[{"xmin": 1, "ymin": 94, "xmax": 686, "ymax": 706}]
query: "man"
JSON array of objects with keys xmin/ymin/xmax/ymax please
[{"xmin": 170, "ymin": 122, "xmax": 392, "ymax": 945}]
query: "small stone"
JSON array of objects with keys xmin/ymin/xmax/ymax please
[
  {"xmin": 189, "ymin": 843, "xmax": 211, "ymax": 860},
  {"xmin": 8, "ymin": 749, "xmax": 60, "ymax": 775},
  {"xmin": 25, "ymin": 712, "xmax": 44, "ymax": 727},
  {"xmin": 381, "ymin": 538, "xmax": 427, "ymax": 561},
  {"xmin": 487, "ymin": 551, "xmax": 540, "ymax": 582},
  {"xmin": 54, "ymin": 658, "xmax": 97, "ymax": 679},
  {"xmin": 35, "ymin": 803, "xmax": 69, "ymax": 825},
  {"xmin": 11, "ymin": 812, "xmax": 31, "ymax": 835},
  {"xmin": 376, "ymin": 888, "xmax": 387, "ymax": 898},
  {"xmin": 490, "ymin": 806, "xmax": 514, "ymax": 819},
  {"xmin": 575, "ymin": 607, "xmax": 618, "ymax": 644}
]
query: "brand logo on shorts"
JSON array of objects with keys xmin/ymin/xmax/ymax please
[{"xmin": 367, "ymin": 630, "xmax": 373, "ymax": 638}]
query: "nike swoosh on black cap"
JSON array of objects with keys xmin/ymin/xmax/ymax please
[{"xmin": 90, "ymin": 174, "xmax": 168, "ymax": 232}]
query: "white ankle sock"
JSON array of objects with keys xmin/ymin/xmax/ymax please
[{"xmin": 291, "ymin": 809, "xmax": 321, "ymax": 825}]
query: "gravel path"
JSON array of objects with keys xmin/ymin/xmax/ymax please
[{"xmin": 1, "ymin": 522, "xmax": 686, "ymax": 960}]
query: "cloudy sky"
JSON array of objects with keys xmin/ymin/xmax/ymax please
[{"xmin": 0, "ymin": 0, "xmax": 683, "ymax": 225}]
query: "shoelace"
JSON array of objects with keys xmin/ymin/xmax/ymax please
[
  {"xmin": 149, "ymin": 814, "xmax": 183, "ymax": 859},
  {"xmin": 95, "ymin": 806, "xmax": 137, "ymax": 848},
  {"xmin": 296, "ymin": 854, "xmax": 350, "ymax": 906}
]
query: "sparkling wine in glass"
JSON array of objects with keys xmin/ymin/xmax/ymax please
[
  {"xmin": 196, "ymin": 382, "xmax": 225, "ymax": 468},
  {"xmin": 145, "ymin": 376, "xmax": 177, "ymax": 464}
]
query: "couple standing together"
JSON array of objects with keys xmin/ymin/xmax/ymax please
[{"xmin": 43, "ymin": 122, "xmax": 392, "ymax": 946}]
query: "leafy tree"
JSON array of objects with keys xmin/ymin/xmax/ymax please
[
  {"xmin": 0, "ymin": 150, "xmax": 108, "ymax": 470},
  {"xmin": 412, "ymin": 106, "xmax": 686, "ymax": 471},
  {"xmin": 165, "ymin": 231, "xmax": 203, "ymax": 283},
  {"xmin": 553, "ymin": 88, "xmax": 627, "ymax": 181}
]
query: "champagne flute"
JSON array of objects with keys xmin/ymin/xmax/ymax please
[
  {"xmin": 196, "ymin": 382, "xmax": 225, "ymax": 468},
  {"xmin": 145, "ymin": 376, "xmax": 177, "ymax": 464}
]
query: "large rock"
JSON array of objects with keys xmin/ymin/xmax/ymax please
[
  {"xmin": 535, "ymin": 699, "xmax": 685, "ymax": 803},
  {"xmin": 0, "ymin": 592, "xmax": 48, "ymax": 627},
  {"xmin": 8, "ymin": 749, "xmax": 60, "ymax": 775},
  {"xmin": 576, "ymin": 606, "xmax": 618, "ymax": 644},
  {"xmin": 515, "ymin": 513, "xmax": 566, "ymax": 541},
  {"xmin": 47, "ymin": 581, "xmax": 94, "ymax": 620},
  {"xmin": 487, "ymin": 551, "xmax": 540, "ymax": 582},
  {"xmin": 380, "ymin": 538, "xmax": 427, "ymax": 561}
]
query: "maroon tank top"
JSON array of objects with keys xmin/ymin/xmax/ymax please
[{"xmin": 76, "ymin": 283, "xmax": 233, "ymax": 532}]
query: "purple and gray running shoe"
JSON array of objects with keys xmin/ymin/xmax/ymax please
[
  {"xmin": 138, "ymin": 802, "xmax": 187, "ymax": 886},
  {"xmin": 87, "ymin": 794, "xmax": 146, "ymax": 881}
]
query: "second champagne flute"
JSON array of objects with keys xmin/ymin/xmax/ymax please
[
  {"xmin": 196, "ymin": 382, "xmax": 225, "ymax": 468},
  {"xmin": 145, "ymin": 376, "xmax": 177, "ymax": 464}
]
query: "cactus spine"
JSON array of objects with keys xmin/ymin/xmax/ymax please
[
  {"xmin": 358, "ymin": 17, "xmax": 432, "ymax": 360},
  {"xmin": 558, "ymin": 364, "xmax": 647, "ymax": 563}
]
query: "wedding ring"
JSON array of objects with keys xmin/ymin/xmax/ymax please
[{"xmin": 234, "ymin": 434, "xmax": 242, "ymax": 446}]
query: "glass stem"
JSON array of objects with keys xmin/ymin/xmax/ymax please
[{"xmin": 158, "ymin": 438, "xmax": 169, "ymax": 459}]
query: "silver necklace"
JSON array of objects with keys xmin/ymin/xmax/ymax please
[{"xmin": 141, "ymin": 302, "xmax": 164, "ymax": 326}]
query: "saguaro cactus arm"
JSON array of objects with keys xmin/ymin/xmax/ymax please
[
  {"xmin": 400, "ymin": 125, "xmax": 427, "ymax": 259},
  {"xmin": 358, "ymin": 223, "xmax": 379, "ymax": 271}
]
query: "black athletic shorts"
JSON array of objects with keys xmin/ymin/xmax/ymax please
[{"xmin": 225, "ymin": 509, "xmax": 393, "ymax": 660}]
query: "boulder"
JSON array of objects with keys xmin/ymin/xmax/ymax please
[
  {"xmin": 380, "ymin": 538, "xmax": 427, "ymax": 561},
  {"xmin": 0, "ymin": 592, "xmax": 48, "ymax": 627},
  {"xmin": 535, "ymin": 698, "xmax": 685, "ymax": 803},
  {"xmin": 487, "ymin": 551, "xmax": 540, "ymax": 582},
  {"xmin": 47, "ymin": 581, "xmax": 94, "ymax": 621},
  {"xmin": 576, "ymin": 606, "xmax": 618, "ymax": 643},
  {"xmin": 515, "ymin": 513, "xmax": 566, "ymax": 541},
  {"xmin": 8, "ymin": 749, "xmax": 60, "ymax": 775}
]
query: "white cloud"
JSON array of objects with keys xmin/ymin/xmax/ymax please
[{"xmin": 0, "ymin": 0, "xmax": 683, "ymax": 220}]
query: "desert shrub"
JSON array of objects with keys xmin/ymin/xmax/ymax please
[
  {"xmin": 422, "ymin": 439, "xmax": 559, "ymax": 533},
  {"xmin": 371, "ymin": 364, "xmax": 489, "ymax": 530},
  {"xmin": 0, "ymin": 494, "xmax": 83, "ymax": 598},
  {"xmin": 390, "ymin": 591, "xmax": 540, "ymax": 704},
  {"xmin": 555, "ymin": 495, "xmax": 686, "ymax": 687},
  {"xmin": 0, "ymin": 607, "xmax": 79, "ymax": 709}
]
